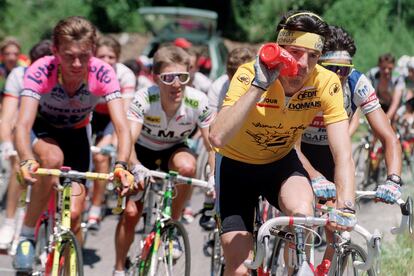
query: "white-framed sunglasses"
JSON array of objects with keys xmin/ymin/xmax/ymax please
[{"xmin": 158, "ymin": 72, "xmax": 190, "ymax": 85}]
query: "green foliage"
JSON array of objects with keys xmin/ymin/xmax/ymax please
[{"xmin": 0, "ymin": 0, "xmax": 90, "ymax": 53}]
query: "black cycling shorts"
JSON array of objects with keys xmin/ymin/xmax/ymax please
[
  {"xmin": 215, "ymin": 150, "xmax": 310, "ymax": 234},
  {"xmin": 135, "ymin": 143, "xmax": 191, "ymax": 172},
  {"xmin": 32, "ymin": 117, "xmax": 91, "ymax": 179},
  {"xmin": 301, "ymin": 143, "xmax": 335, "ymax": 182}
]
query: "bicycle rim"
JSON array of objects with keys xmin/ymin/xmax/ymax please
[
  {"xmin": 152, "ymin": 221, "xmax": 190, "ymax": 276},
  {"xmin": 57, "ymin": 231, "xmax": 84, "ymax": 276},
  {"xmin": 210, "ymin": 230, "xmax": 224, "ymax": 276},
  {"xmin": 334, "ymin": 243, "xmax": 375, "ymax": 276}
]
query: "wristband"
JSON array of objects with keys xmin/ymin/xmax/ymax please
[
  {"xmin": 386, "ymin": 174, "xmax": 402, "ymax": 186},
  {"xmin": 114, "ymin": 160, "xmax": 128, "ymax": 170}
]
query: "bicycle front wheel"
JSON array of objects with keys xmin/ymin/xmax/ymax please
[
  {"xmin": 57, "ymin": 231, "xmax": 84, "ymax": 276},
  {"xmin": 210, "ymin": 229, "xmax": 224, "ymax": 276},
  {"xmin": 150, "ymin": 220, "xmax": 190, "ymax": 276},
  {"xmin": 332, "ymin": 243, "xmax": 375, "ymax": 276},
  {"xmin": 269, "ymin": 238, "xmax": 288, "ymax": 276}
]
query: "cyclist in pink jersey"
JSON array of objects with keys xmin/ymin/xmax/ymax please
[{"xmin": 13, "ymin": 16, "xmax": 133, "ymax": 273}]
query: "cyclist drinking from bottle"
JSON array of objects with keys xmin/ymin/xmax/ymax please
[
  {"xmin": 297, "ymin": 25, "xmax": 402, "ymax": 271},
  {"xmin": 13, "ymin": 16, "xmax": 133, "ymax": 272},
  {"xmin": 209, "ymin": 11, "xmax": 356, "ymax": 276}
]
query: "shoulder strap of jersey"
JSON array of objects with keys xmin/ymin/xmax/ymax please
[{"xmin": 347, "ymin": 70, "xmax": 363, "ymax": 113}]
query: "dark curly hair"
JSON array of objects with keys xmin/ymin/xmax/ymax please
[
  {"xmin": 276, "ymin": 10, "xmax": 329, "ymax": 38},
  {"xmin": 323, "ymin": 25, "xmax": 356, "ymax": 57}
]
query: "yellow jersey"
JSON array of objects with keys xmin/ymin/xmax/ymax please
[{"xmin": 217, "ymin": 61, "xmax": 347, "ymax": 164}]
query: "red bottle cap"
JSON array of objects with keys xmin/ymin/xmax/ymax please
[{"xmin": 260, "ymin": 43, "xmax": 280, "ymax": 69}]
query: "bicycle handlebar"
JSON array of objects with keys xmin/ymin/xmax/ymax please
[
  {"xmin": 34, "ymin": 168, "xmax": 112, "ymax": 181},
  {"xmin": 356, "ymin": 190, "xmax": 413, "ymax": 234},
  {"xmin": 90, "ymin": 146, "xmax": 117, "ymax": 157},
  {"xmin": 244, "ymin": 215, "xmax": 381, "ymax": 272},
  {"xmin": 147, "ymin": 170, "xmax": 212, "ymax": 190}
]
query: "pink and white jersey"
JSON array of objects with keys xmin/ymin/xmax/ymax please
[
  {"xmin": 21, "ymin": 56, "xmax": 121, "ymax": 128},
  {"xmin": 302, "ymin": 70, "xmax": 381, "ymax": 145},
  {"xmin": 127, "ymin": 85, "xmax": 214, "ymax": 151}
]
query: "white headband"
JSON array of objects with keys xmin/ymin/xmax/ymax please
[{"xmin": 320, "ymin": 51, "xmax": 352, "ymax": 61}]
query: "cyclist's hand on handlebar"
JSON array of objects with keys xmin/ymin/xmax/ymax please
[
  {"xmin": 130, "ymin": 163, "xmax": 150, "ymax": 190},
  {"xmin": 113, "ymin": 167, "xmax": 135, "ymax": 197},
  {"xmin": 311, "ymin": 175, "xmax": 336, "ymax": 200},
  {"xmin": 375, "ymin": 180, "xmax": 402, "ymax": 204},
  {"xmin": 327, "ymin": 208, "xmax": 357, "ymax": 232},
  {"xmin": 19, "ymin": 159, "xmax": 39, "ymax": 184}
]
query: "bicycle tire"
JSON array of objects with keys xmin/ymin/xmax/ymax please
[
  {"xmin": 269, "ymin": 237, "xmax": 288, "ymax": 276},
  {"xmin": 34, "ymin": 218, "xmax": 50, "ymax": 272},
  {"xmin": 57, "ymin": 231, "xmax": 84, "ymax": 276},
  {"xmin": 210, "ymin": 229, "xmax": 224, "ymax": 276},
  {"xmin": 149, "ymin": 220, "xmax": 191, "ymax": 276},
  {"xmin": 330, "ymin": 243, "xmax": 375, "ymax": 276}
]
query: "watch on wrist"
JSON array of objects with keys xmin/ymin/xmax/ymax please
[
  {"xmin": 114, "ymin": 161, "xmax": 128, "ymax": 170},
  {"xmin": 387, "ymin": 174, "xmax": 402, "ymax": 186}
]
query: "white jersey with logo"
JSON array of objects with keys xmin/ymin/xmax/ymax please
[
  {"xmin": 302, "ymin": 70, "xmax": 381, "ymax": 145},
  {"xmin": 192, "ymin": 72, "xmax": 212, "ymax": 94},
  {"xmin": 207, "ymin": 74, "xmax": 229, "ymax": 113},
  {"xmin": 127, "ymin": 85, "xmax": 214, "ymax": 151},
  {"xmin": 4, "ymin": 66, "xmax": 26, "ymax": 98}
]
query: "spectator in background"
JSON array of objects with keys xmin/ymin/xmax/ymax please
[
  {"xmin": 174, "ymin": 37, "xmax": 212, "ymax": 93},
  {"xmin": 208, "ymin": 47, "xmax": 255, "ymax": 114},
  {"xmin": 88, "ymin": 35, "xmax": 136, "ymax": 231},
  {"xmin": 0, "ymin": 37, "xmax": 30, "ymax": 94},
  {"xmin": 136, "ymin": 55, "xmax": 154, "ymax": 90},
  {"xmin": 0, "ymin": 39, "xmax": 52, "ymax": 249},
  {"xmin": 366, "ymin": 53, "xmax": 405, "ymax": 121}
]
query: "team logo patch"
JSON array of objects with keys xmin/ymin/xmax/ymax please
[
  {"xmin": 237, "ymin": 73, "xmax": 250, "ymax": 85},
  {"xmin": 329, "ymin": 83, "xmax": 340, "ymax": 96}
]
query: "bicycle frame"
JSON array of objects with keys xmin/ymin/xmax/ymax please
[{"xmin": 30, "ymin": 167, "xmax": 111, "ymax": 276}]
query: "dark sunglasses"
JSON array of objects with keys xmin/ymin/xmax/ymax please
[
  {"xmin": 321, "ymin": 62, "xmax": 354, "ymax": 77},
  {"xmin": 159, "ymin": 72, "xmax": 190, "ymax": 85}
]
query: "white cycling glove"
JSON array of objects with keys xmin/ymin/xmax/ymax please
[
  {"xmin": 130, "ymin": 163, "xmax": 150, "ymax": 184},
  {"xmin": 375, "ymin": 180, "xmax": 402, "ymax": 204}
]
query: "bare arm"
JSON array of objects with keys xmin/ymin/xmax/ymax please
[
  {"xmin": 348, "ymin": 108, "xmax": 361, "ymax": 136},
  {"xmin": 0, "ymin": 96, "xmax": 19, "ymax": 142},
  {"xmin": 294, "ymin": 138, "xmax": 323, "ymax": 179},
  {"xmin": 128, "ymin": 120, "xmax": 143, "ymax": 165},
  {"xmin": 386, "ymin": 86, "xmax": 403, "ymax": 120},
  {"xmin": 107, "ymin": 98, "xmax": 131, "ymax": 162},
  {"xmin": 366, "ymin": 108, "xmax": 402, "ymax": 176},
  {"xmin": 326, "ymin": 120, "xmax": 355, "ymax": 207},
  {"xmin": 200, "ymin": 127, "xmax": 215, "ymax": 177},
  {"xmin": 15, "ymin": 96, "xmax": 39, "ymax": 160},
  {"xmin": 209, "ymin": 86, "xmax": 264, "ymax": 147}
]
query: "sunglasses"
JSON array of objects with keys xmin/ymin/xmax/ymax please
[
  {"xmin": 158, "ymin": 72, "xmax": 190, "ymax": 85},
  {"xmin": 321, "ymin": 62, "xmax": 354, "ymax": 77}
]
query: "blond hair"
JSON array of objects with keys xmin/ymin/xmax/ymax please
[
  {"xmin": 53, "ymin": 16, "xmax": 97, "ymax": 49},
  {"xmin": 96, "ymin": 35, "xmax": 121, "ymax": 59},
  {"xmin": 152, "ymin": 46, "xmax": 190, "ymax": 74}
]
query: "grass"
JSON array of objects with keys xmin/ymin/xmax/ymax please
[{"xmin": 381, "ymin": 233, "xmax": 414, "ymax": 275}]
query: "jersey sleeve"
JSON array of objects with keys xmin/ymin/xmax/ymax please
[
  {"xmin": 127, "ymin": 87, "xmax": 150, "ymax": 124},
  {"xmin": 352, "ymin": 73, "xmax": 381, "ymax": 115},
  {"xmin": 117, "ymin": 63, "xmax": 136, "ymax": 99},
  {"xmin": 4, "ymin": 67, "xmax": 24, "ymax": 98},
  {"xmin": 321, "ymin": 74, "xmax": 348, "ymax": 125},
  {"xmin": 197, "ymin": 92, "xmax": 214, "ymax": 128},
  {"xmin": 207, "ymin": 79, "xmax": 222, "ymax": 113},
  {"xmin": 88, "ymin": 58, "xmax": 122, "ymax": 102},
  {"xmin": 21, "ymin": 56, "xmax": 57, "ymax": 100},
  {"xmin": 221, "ymin": 61, "xmax": 255, "ymax": 107}
]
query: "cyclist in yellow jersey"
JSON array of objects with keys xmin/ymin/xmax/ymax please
[{"xmin": 209, "ymin": 11, "xmax": 356, "ymax": 276}]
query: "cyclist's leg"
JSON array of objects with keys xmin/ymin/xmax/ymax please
[
  {"xmin": 90, "ymin": 133, "xmax": 112, "ymax": 223},
  {"xmin": 114, "ymin": 199, "xmax": 143, "ymax": 271},
  {"xmin": 216, "ymin": 154, "xmax": 258, "ymax": 276},
  {"xmin": 167, "ymin": 147, "xmax": 197, "ymax": 220},
  {"xmin": 70, "ymin": 182, "xmax": 87, "ymax": 243}
]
